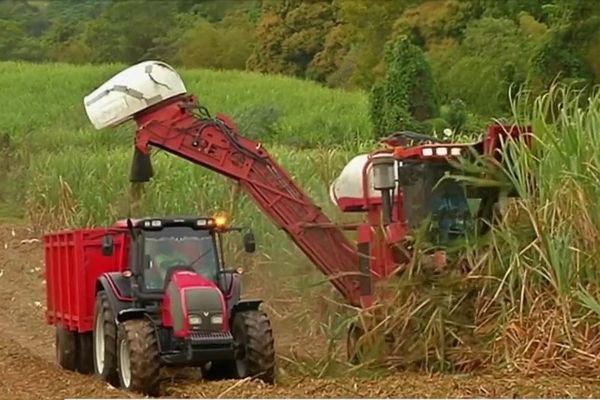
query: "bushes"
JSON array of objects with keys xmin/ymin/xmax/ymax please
[{"xmin": 369, "ymin": 37, "xmax": 439, "ymax": 139}]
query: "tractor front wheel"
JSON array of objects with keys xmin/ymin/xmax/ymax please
[
  {"xmin": 231, "ymin": 310, "xmax": 275, "ymax": 384},
  {"xmin": 93, "ymin": 291, "xmax": 119, "ymax": 386},
  {"xmin": 117, "ymin": 319, "xmax": 161, "ymax": 396}
]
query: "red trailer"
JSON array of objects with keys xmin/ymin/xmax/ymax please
[{"xmin": 44, "ymin": 227, "xmax": 128, "ymax": 372}]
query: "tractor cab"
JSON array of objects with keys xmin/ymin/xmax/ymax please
[{"xmin": 110, "ymin": 217, "xmax": 255, "ymax": 295}]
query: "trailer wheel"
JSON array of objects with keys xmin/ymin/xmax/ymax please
[
  {"xmin": 56, "ymin": 326, "xmax": 77, "ymax": 371},
  {"xmin": 231, "ymin": 310, "xmax": 275, "ymax": 384},
  {"xmin": 77, "ymin": 332, "xmax": 94, "ymax": 374},
  {"xmin": 117, "ymin": 319, "xmax": 160, "ymax": 396},
  {"xmin": 93, "ymin": 291, "xmax": 119, "ymax": 386}
]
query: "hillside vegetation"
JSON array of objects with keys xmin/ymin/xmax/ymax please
[{"xmin": 3, "ymin": 0, "xmax": 600, "ymax": 135}]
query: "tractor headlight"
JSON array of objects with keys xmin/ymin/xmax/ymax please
[
  {"xmin": 210, "ymin": 314, "xmax": 223, "ymax": 325},
  {"xmin": 188, "ymin": 315, "xmax": 202, "ymax": 326},
  {"xmin": 435, "ymin": 147, "xmax": 448, "ymax": 156},
  {"xmin": 450, "ymin": 147, "xmax": 463, "ymax": 156}
]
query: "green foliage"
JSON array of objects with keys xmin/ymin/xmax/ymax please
[
  {"xmin": 369, "ymin": 37, "xmax": 439, "ymax": 138},
  {"xmin": 0, "ymin": 2, "xmax": 597, "ymax": 115},
  {"xmin": 392, "ymin": 0, "xmax": 477, "ymax": 48},
  {"xmin": 79, "ymin": 0, "xmax": 177, "ymax": 63},
  {"xmin": 529, "ymin": 15, "xmax": 598, "ymax": 89},
  {"xmin": 334, "ymin": 0, "xmax": 408, "ymax": 89},
  {"xmin": 173, "ymin": 13, "xmax": 256, "ymax": 70},
  {"xmin": 183, "ymin": 0, "xmax": 260, "ymax": 23},
  {"xmin": 247, "ymin": 0, "xmax": 336, "ymax": 79},
  {"xmin": 1, "ymin": 0, "xmax": 600, "ymax": 149},
  {"xmin": 0, "ymin": 62, "xmax": 372, "ymax": 148},
  {"xmin": 432, "ymin": 16, "xmax": 532, "ymax": 117},
  {"xmin": 440, "ymin": 99, "xmax": 467, "ymax": 132}
]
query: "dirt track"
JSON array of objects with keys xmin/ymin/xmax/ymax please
[{"xmin": 2, "ymin": 222, "xmax": 600, "ymax": 398}]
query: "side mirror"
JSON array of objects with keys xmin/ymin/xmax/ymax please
[
  {"xmin": 243, "ymin": 231, "xmax": 256, "ymax": 253},
  {"xmin": 102, "ymin": 235, "xmax": 114, "ymax": 256}
]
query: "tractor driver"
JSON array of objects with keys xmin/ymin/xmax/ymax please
[
  {"xmin": 154, "ymin": 240, "xmax": 190, "ymax": 271},
  {"xmin": 145, "ymin": 240, "xmax": 191, "ymax": 289}
]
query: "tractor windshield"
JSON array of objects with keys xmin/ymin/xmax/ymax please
[
  {"xmin": 400, "ymin": 162, "xmax": 472, "ymax": 244},
  {"xmin": 142, "ymin": 227, "xmax": 219, "ymax": 290}
]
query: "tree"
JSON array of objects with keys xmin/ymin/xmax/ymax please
[
  {"xmin": 247, "ymin": 0, "xmax": 336, "ymax": 78},
  {"xmin": 392, "ymin": 0, "xmax": 477, "ymax": 50},
  {"xmin": 433, "ymin": 17, "xmax": 532, "ymax": 116},
  {"xmin": 529, "ymin": 1, "xmax": 600, "ymax": 89},
  {"xmin": 80, "ymin": 0, "xmax": 176, "ymax": 63},
  {"xmin": 332, "ymin": 0, "xmax": 409, "ymax": 89},
  {"xmin": 309, "ymin": 24, "xmax": 353, "ymax": 86},
  {"xmin": 370, "ymin": 37, "xmax": 439, "ymax": 139},
  {"xmin": 175, "ymin": 12, "xmax": 256, "ymax": 70}
]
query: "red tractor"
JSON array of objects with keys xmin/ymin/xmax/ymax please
[
  {"xmin": 76, "ymin": 61, "xmax": 531, "ymax": 367},
  {"xmin": 44, "ymin": 216, "xmax": 275, "ymax": 396}
]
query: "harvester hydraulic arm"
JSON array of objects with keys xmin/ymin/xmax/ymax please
[{"xmin": 133, "ymin": 95, "xmax": 362, "ymax": 306}]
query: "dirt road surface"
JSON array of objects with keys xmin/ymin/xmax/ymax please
[{"xmin": 2, "ymin": 222, "xmax": 600, "ymax": 398}]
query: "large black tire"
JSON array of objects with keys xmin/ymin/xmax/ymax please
[
  {"xmin": 231, "ymin": 310, "xmax": 275, "ymax": 384},
  {"xmin": 77, "ymin": 332, "xmax": 94, "ymax": 374},
  {"xmin": 93, "ymin": 291, "xmax": 119, "ymax": 386},
  {"xmin": 117, "ymin": 319, "xmax": 161, "ymax": 396},
  {"xmin": 56, "ymin": 326, "xmax": 77, "ymax": 371}
]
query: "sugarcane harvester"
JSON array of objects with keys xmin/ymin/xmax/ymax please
[{"xmin": 83, "ymin": 61, "xmax": 531, "ymax": 359}]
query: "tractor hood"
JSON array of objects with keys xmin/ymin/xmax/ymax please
[{"xmin": 162, "ymin": 270, "xmax": 228, "ymax": 338}]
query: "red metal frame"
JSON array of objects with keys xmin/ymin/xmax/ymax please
[
  {"xmin": 129, "ymin": 95, "xmax": 532, "ymax": 309},
  {"xmin": 134, "ymin": 95, "xmax": 364, "ymax": 306},
  {"xmin": 44, "ymin": 228, "xmax": 128, "ymax": 332},
  {"xmin": 392, "ymin": 124, "xmax": 533, "ymax": 160}
]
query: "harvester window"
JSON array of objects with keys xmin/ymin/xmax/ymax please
[
  {"xmin": 400, "ymin": 163, "xmax": 471, "ymax": 244},
  {"xmin": 143, "ymin": 228, "xmax": 219, "ymax": 290}
]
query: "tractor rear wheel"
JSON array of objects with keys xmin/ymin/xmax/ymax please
[
  {"xmin": 56, "ymin": 326, "xmax": 77, "ymax": 371},
  {"xmin": 231, "ymin": 310, "xmax": 275, "ymax": 384},
  {"xmin": 93, "ymin": 291, "xmax": 119, "ymax": 386},
  {"xmin": 117, "ymin": 319, "xmax": 161, "ymax": 396}
]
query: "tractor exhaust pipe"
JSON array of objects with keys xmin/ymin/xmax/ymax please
[
  {"xmin": 372, "ymin": 154, "xmax": 396, "ymax": 225},
  {"xmin": 130, "ymin": 147, "xmax": 154, "ymax": 183}
]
